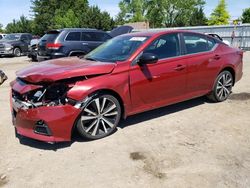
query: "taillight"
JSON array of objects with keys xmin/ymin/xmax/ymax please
[{"xmin": 46, "ymin": 43, "xmax": 62, "ymax": 50}]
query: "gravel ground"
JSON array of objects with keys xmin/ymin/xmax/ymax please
[{"xmin": 0, "ymin": 53, "xmax": 250, "ymax": 188}]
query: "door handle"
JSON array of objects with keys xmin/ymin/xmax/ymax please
[
  {"xmin": 82, "ymin": 43, "xmax": 88, "ymax": 45},
  {"xmin": 174, "ymin": 64, "xmax": 186, "ymax": 71},
  {"xmin": 213, "ymin": 54, "xmax": 221, "ymax": 60}
]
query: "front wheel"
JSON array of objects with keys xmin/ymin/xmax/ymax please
[
  {"xmin": 77, "ymin": 94, "xmax": 121, "ymax": 140},
  {"xmin": 13, "ymin": 48, "xmax": 21, "ymax": 57},
  {"xmin": 207, "ymin": 70, "xmax": 233, "ymax": 102}
]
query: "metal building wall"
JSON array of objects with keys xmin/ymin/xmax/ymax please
[{"xmin": 134, "ymin": 24, "xmax": 250, "ymax": 50}]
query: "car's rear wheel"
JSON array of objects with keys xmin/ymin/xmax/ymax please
[
  {"xmin": 77, "ymin": 94, "xmax": 121, "ymax": 140},
  {"xmin": 13, "ymin": 48, "xmax": 21, "ymax": 57},
  {"xmin": 207, "ymin": 70, "xmax": 233, "ymax": 102}
]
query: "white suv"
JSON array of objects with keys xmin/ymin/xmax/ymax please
[{"xmin": 0, "ymin": 34, "xmax": 6, "ymax": 40}]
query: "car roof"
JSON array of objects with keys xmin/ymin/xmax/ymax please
[
  {"xmin": 6, "ymin": 33, "xmax": 32, "ymax": 35},
  {"xmin": 47, "ymin": 28, "xmax": 104, "ymax": 33},
  {"xmin": 122, "ymin": 29, "xmax": 206, "ymax": 37}
]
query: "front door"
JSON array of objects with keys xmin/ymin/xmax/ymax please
[{"xmin": 129, "ymin": 33, "xmax": 187, "ymax": 113}]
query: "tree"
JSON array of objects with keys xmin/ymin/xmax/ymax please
[
  {"xmin": 189, "ymin": 7, "xmax": 207, "ymax": 26},
  {"xmin": 31, "ymin": 0, "xmax": 89, "ymax": 35},
  {"xmin": 242, "ymin": 8, "xmax": 250, "ymax": 23},
  {"xmin": 116, "ymin": 0, "xmax": 146, "ymax": 23},
  {"xmin": 0, "ymin": 23, "xmax": 4, "ymax": 32},
  {"xmin": 85, "ymin": 6, "xmax": 115, "ymax": 31},
  {"xmin": 5, "ymin": 16, "xmax": 33, "ymax": 33},
  {"xmin": 208, "ymin": 0, "xmax": 230, "ymax": 25},
  {"xmin": 31, "ymin": 0, "xmax": 114, "ymax": 35},
  {"xmin": 117, "ymin": 0, "xmax": 205, "ymax": 27},
  {"xmin": 54, "ymin": 9, "xmax": 80, "ymax": 28}
]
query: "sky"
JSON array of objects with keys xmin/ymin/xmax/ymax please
[{"xmin": 0, "ymin": 0, "xmax": 249, "ymax": 28}]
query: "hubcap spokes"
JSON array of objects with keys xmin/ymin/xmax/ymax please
[
  {"xmin": 81, "ymin": 97, "xmax": 118, "ymax": 136},
  {"xmin": 216, "ymin": 73, "xmax": 233, "ymax": 100}
]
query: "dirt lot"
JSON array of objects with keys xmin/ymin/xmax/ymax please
[{"xmin": 0, "ymin": 53, "xmax": 250, "ymax": 188}]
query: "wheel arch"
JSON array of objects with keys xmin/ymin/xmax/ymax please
[
  {"xmin": 220, "ymin": 66, "xmax": 235, "ymax": 86},
  {"xmin": 70, "ymin": 88, "xmax": 126, "ymax": 139}
]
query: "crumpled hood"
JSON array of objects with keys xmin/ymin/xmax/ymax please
[{"xmin": 17, "ymin": 57, "xmax": 116, "ymax": 83}]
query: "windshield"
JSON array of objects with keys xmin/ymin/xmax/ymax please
[
  {"xmin": 4, "ymin": 34, "xmax": 21, "ymax": 41},
  {"xmin": 85, "ymin": 35, "xmax": 150, "ymax": 62}
]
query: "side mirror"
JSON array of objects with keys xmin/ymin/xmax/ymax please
[{"xmin": 138, "ymin": 53, "xmax": 158, "ymax": 65}]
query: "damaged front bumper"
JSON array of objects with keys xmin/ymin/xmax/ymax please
[{"xmin": 11, "ymin": 79, "xmax": 82, "ymax": 143}]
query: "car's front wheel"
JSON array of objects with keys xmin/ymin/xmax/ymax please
[
  {"xmin": 13, "ymin": 47, "xmax": 21, "ymax": 57},
  {"xmin": 77, "ymin": 94, "xmax": 121, "ymax": 140},
  {"xmin": 207, "ymin": 70, "xmax": 233, "ymax": 102}
]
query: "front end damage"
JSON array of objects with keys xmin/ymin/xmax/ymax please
[{"xmin": 11, "ymin": 78, "xmax": 88, "ymax": 142}]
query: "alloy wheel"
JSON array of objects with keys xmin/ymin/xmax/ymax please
[
  {"xmin": 215, "ymin": 71, "xmax": 233, "ymax": 101},
  {"xmin": 77, "ymin": 95, "xmax": 121, "ymax": 139},
  {"xmin": 14, "ymin": 48, "xmax": 21, "ymax": 57}
]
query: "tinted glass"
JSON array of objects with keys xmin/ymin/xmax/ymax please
[
  {"xmin": 183, "ymin": 34, "xmax": 213, "ymax": 54},
  {"xmin": 81, "ymin": 32, "xmax": 111, "ymax": 41},
  {"xmin": 4, "ymin": 34, "xmax": 21, "ymax": 41},
  {"xmin": 40, "ymin": 33, "xmax": 59, "ymax": 42},
  {"xmin": 85, "ymin": 35, "xmax": 149, "ymax": 62},
  {"xmin": 144, "ymin": 33, "xmax": 180, "ymax": 59},
  {"xmin": 0, "ymin": 35, "xmax": 2, "ymax": 40},
  {"xmin": 65, "ymin": 32, "xmax": 81, "ymax": 41},
  {"xmin": 207, "ymin": 38, "xmax": 216, "ymax": 50},
  {"xmin": 82, "ymin": 32, "xmax": 97, "ymax": 41}
]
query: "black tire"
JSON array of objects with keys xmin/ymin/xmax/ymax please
[
  {"xmin": 77, "ymin": 94, "xmax": 121, "ymax": 140},
  {"xmin": 13, "ymin": 47, "xmax": 21, "ymax": 57},
  {"xmin": 207, "ymin": 70, "xmax": 233, "ymax": 102}
]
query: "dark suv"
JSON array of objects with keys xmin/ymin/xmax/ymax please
[
  {"xmin": 37, "ymin": 26, "xmax": 133, "ymax": 62},
  {"xmin": 0, "ymin": 33, "xmax": 32, "ymax": 57}
]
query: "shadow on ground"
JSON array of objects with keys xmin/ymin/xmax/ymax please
[{"xmin": 17, "ymin": 96, "xmax": 208, "ymax": 150}]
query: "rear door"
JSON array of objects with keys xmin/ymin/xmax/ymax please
[
  {"xmin": 181, "ymin": 33, "xmax": 218, "ymax": 96},
  {"xmin": 38, "ymin": 31, "xmax": 60, "ymax": 56},
  {"xmin": 129, "ymin": 33, "xmax": 187, "ymax": 112}
]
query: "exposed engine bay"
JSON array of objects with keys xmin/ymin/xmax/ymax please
[{"xmin": 11, "ymin": 77, "xmax": 86, "ymax": 110}]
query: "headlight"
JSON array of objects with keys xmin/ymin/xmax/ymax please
[{"xmin": 4, "ymin": 43, "xmax": 12, "ymax": 50}]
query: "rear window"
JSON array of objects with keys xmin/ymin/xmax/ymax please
[
  {"xmin": 40, "ymin": 32, "xmax": 59, "ymax": 42},
  {"xmin": 65, "ymin": 32, "xmax": 81, "ymax": 41}
]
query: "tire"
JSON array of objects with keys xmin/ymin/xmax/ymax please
[
  {"xmin": 207, "ymin": 70, "xmax": 233, "ymax": 102},
  {"xmin": 77, "ymin": 94, "xmax": 121, "ymax": 140},
  {"xmin": 13, "ymin": 48, "xmax": 21, "ymax": 57}
]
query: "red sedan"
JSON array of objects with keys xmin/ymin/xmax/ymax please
[{"xmin": 11, "ymin": 30, "xmax": 243, "ymax": 142}]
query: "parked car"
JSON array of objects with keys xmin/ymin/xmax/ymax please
[
  {"xmin": 0, "ymin": 33, "xmax": 6, "ymax": 40},
  {"xmin": 0, "ymin": 70, "xmax": 7, "ymax": 85},
  {"xmin": 11, "ymin": 30, "xmax": 243, "ymax": 142},
  {"xmin": 27, "ymin": 37, "xmax": 40, "ymax": 61},
  {"xmin": 206, "ymin": 33, "xmax": 231, "ymax": 46},
  {"xmin": 37, "ymin": 26, "xmax": 133, "ymax": 62},
  {"xmin": 0, "ymin": 33, "xmax": 32, "ymax": 57}
]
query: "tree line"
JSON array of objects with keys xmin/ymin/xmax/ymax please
[{"xmin": 0, "ymin": 0, "xmax": 250, "ymax": 36}]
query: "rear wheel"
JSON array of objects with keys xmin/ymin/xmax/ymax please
[
  {"xmin": 207, "ymin": 70, "xmax": 233, "ymax": 102},
  {"xmin": 77, "ymin": 94, "xmax": 121, "ymax": 140},
  {"xmin": 13, "ymin": 48, "xmax": 21, "ymax": 57}
]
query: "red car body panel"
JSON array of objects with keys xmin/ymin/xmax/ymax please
[
  {"xmin": 10, "ymin": 30, "xmax": 243, "ymax": 142},
  {"xmin": 16, "ymin": 57, "xmax": 115, "ymax": 83}
]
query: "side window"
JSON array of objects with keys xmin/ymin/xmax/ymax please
[
  {"xmin": 207, "ymin": 38, "xmax": 216, "ymax": 50},
  {"xmin": 95, "ymin": 32, "xmax": 112, "ymax": 41},
  {"xmin": 21, "ymin": 35, "xmax": 29, "ymax": 43},
  {"xmin": 0, "ymin": 35, "xmax": 2, "ymax": 40},
  {"xmin": 183, "ymin": 34, "xmax": 214, "ymax": 54},
  {"xmin": 65, "ymin": 32, "xmax": 81, "ymax": 41},
  {"xmin": 144, "ymin": 33, "xmax": 180, "ymax": 59},
  {"xmin": 82, "ymin": 32, "xmax": 96, "ymax": 41}
]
